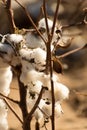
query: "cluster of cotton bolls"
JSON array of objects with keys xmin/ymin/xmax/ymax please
[
  {"xmin": 20, "ymin": 18, "xmax": 69, "ymax": 123},
  {"xmin": 0, "ymin": 18, "xmax": 69, "ymax": 128}
]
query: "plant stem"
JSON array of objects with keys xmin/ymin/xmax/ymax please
[{"xmin": 5, "ymin": 0, "xmax": 16, "ymax": 33}]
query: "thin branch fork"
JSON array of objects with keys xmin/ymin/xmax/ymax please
[
  {"xmin": 23, "ymin": 87, "xmax": 45, "ymax": 128},
  {"xmin": 0, "ymin": 92, "xmax": 19, "ymax": 104}
]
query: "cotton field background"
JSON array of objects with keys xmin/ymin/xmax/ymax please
[{"xmin": 0, "ymin": 0, "xmax": 87, "ymax": 130}]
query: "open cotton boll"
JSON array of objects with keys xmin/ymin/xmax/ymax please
[
  {"xmin": 31, "ymin": 48, "xmax": 46, "ymax": 71},
  {"xmin": 20, "ymin": 48, "xmax": 46, "ymax": 71},
  {"xmin": 0, "ymin": 117, "xmax": 8, "ymax": 130},
  {"xmin": 5, "ymin": 34, "xmax": 24, "ymax": 44},
  {"xmin": 38, "ymin": 18, "xmax": 59, "ymax": 46},
  {"xmin": 55, "ymin": 102, "xmax": 63, "ymax": 117},
  {"xmin": 53, "ymin": 82, "xmax": 69, "ymax": 101},
  {"xmin": 0, "ymin": 42, "xmax": 14, "ymax": 62},
  {"xmin": 41, "ymin": 101, "xmax": 63, "ymax": 119},
  {"xmin": 42, "ymin": 81, "xmax": 69, "ymax": 102},
  {"xmin": 0, "ymin": 99, "xmax": 8, "ymax": 130},
  {"xmin": 28, "ymin": 80, "xmax": 42, "ymax": 94},
  {"xmin": 40, "ymin": 73, "xmax": 59, "ymax": 89},
  {"xmin": 0, "ymin": 99, "xmax": 8, "ymax": 118},
  {"xmin": 38, "ymin": 18, "xmax": 54, "ymax": 31},
  {"xmin": 0, "ymin": 66, "xmax": 12, "ymax": 96},
  {"xmin": 34, "ymin": 108, "xmax": 43, "ymax": 122},
  {"xmin": 24, "ymin": 32, "xmax": 46, "ymax": 50},
  {"xmin": 20, "ymin": 69, "xmax": 43, "ymax": 86}
]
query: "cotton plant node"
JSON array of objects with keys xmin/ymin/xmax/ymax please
[{"xmin": 0, "ymin": 0, "xmax": 87, "ymax": 130}]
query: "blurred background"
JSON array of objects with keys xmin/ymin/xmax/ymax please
[{"xmin": 0, "ymin": 0, "xmax": 87, "ymax": 130}]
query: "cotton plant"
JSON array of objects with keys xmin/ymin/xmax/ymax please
[
  {"xmin": 0, "ymin": 17, "xmax": 69, "ymax": 130},
  {"xmin": 19, "ymin": 18, "xmax": 69, "ymax": 124}
]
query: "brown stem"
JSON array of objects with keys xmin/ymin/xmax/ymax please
[
  {"xmin": 23, "ymin": 87, "xmax": 44, "ymax": 129},
  {"xmin": 0, "ymin": 92, "xmax": 19, "ymax": 104},
  {"xmin": 51, "ymin": 0, "xmax": 60, "ymax": 39},
  {"xmin": 2, "ymin": 98, "xmax": 23, "ymax": 124},
  {"xmin": 43, "ymin": 0, "xmax": 50, "ymax": 39},
  {"xmin": 57, "ymin": 44, "xmax": 87, "ymax": 59},
  {"xmin": 5, "ymin": 0, "xmax": 16, "ymax": 33}
]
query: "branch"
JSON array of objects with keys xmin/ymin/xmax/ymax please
[
  {"xmin": 24, "ymin": 87, "xmax": 45, "ymax": 127},
  {"xmin": 57, "ymin": 43, "xmax": 87, "ymax": 59},
  {"xmin": 1, "ymin": 97, "xmax": 23, "ymax": 124},
  {"xmin": 51, "ymin": 0, "xmax": 60, "ymax": 39},
  {"xmin": 43, "ymin": 0, "xmax": 50, "ymax": 40},
  {"xmin": 0, "ymin": 92, "xmax": 19, "ymax": 104},
  {"xmin": 5, "ymin": 0, "xmax": 16, "ymax": 33}
]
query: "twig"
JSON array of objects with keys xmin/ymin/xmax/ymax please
[
  {"xmin": 43, "ymin": 0, "xmax": 50, "ymax": 40},
  {"xmin": 51, "ymin": 0, "xmax": 60, "ymax": 39},
  {"xmin": 0, "ymin": 92, "xmax": 19, "ymax": 104},
  {"xmin": 73, "ymin": 90, "xmax": 87, "ymax": 97},
  {"xmin": 14, "ymin": 0, "xmax": 47, "ymax": 44},
  {"xmin": 57, "ymin": 43, "xmax": 87, "ymax": 59},
  {"xmin": 2, "ymin": 98, "xmax": 23, "ymax": 124},
  {"xmin": 5, "ymin": 0, "xmax": 16, "ymax": 33}
]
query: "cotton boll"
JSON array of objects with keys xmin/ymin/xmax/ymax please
[
  {"xmin": 55, "ymin": 102, "xmax": 63, "ymax": 117},
  {"xmin": 38, "ymin": 18, "xmax": 59, "ymax": 46},
  {"xmin": 38, "ymin": 18, "xmax": 54, "ymax": 31},
  {"xmin": 40, "ymin": 73, "xmax": 59, "ymax": 89},
  {"xmin": 42, "ymin": 102, "xmax": 52, "ymax": 118},
  {"xmin": 0, "ymin": 42, "xmax": 14, "ymax": 62},
  {"xmin": 20, "ymin": 69, "xmax": 43, "ymax": 86},
  {"xmin": 0, "ymin": 66, "xmax": 12, "ymax": 96},
  {"xmin": 53, "ymin": 82, "xmax": 69, "ymax": 101},
  {"xmin": 34, "ymin": 108, "xmax": 43, "ymax": 122},
  {"xmin": 0, "ymin": 118, "xmax": 8, "ymax": 130},
  {"xmin": 0, "ymin": 99, "xmax": 8, "ymax": 118},
  {"xmin": 24, "ymin": 32, "xmax": 46, "ymax": 50},
  {"xmin": 28, "ymin": 80, "xmax": 42, "ymax": 94},
  {"xmin": 31, "ymin": 48, "xmax": 46, "ymax": 71},
  {"xmin": 5, "ymin": 34, "xmax": 24, "ymax": 44},
  {"xmin": 20, "ymin": 48, "xmax": 46, "ymax": 71}
]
